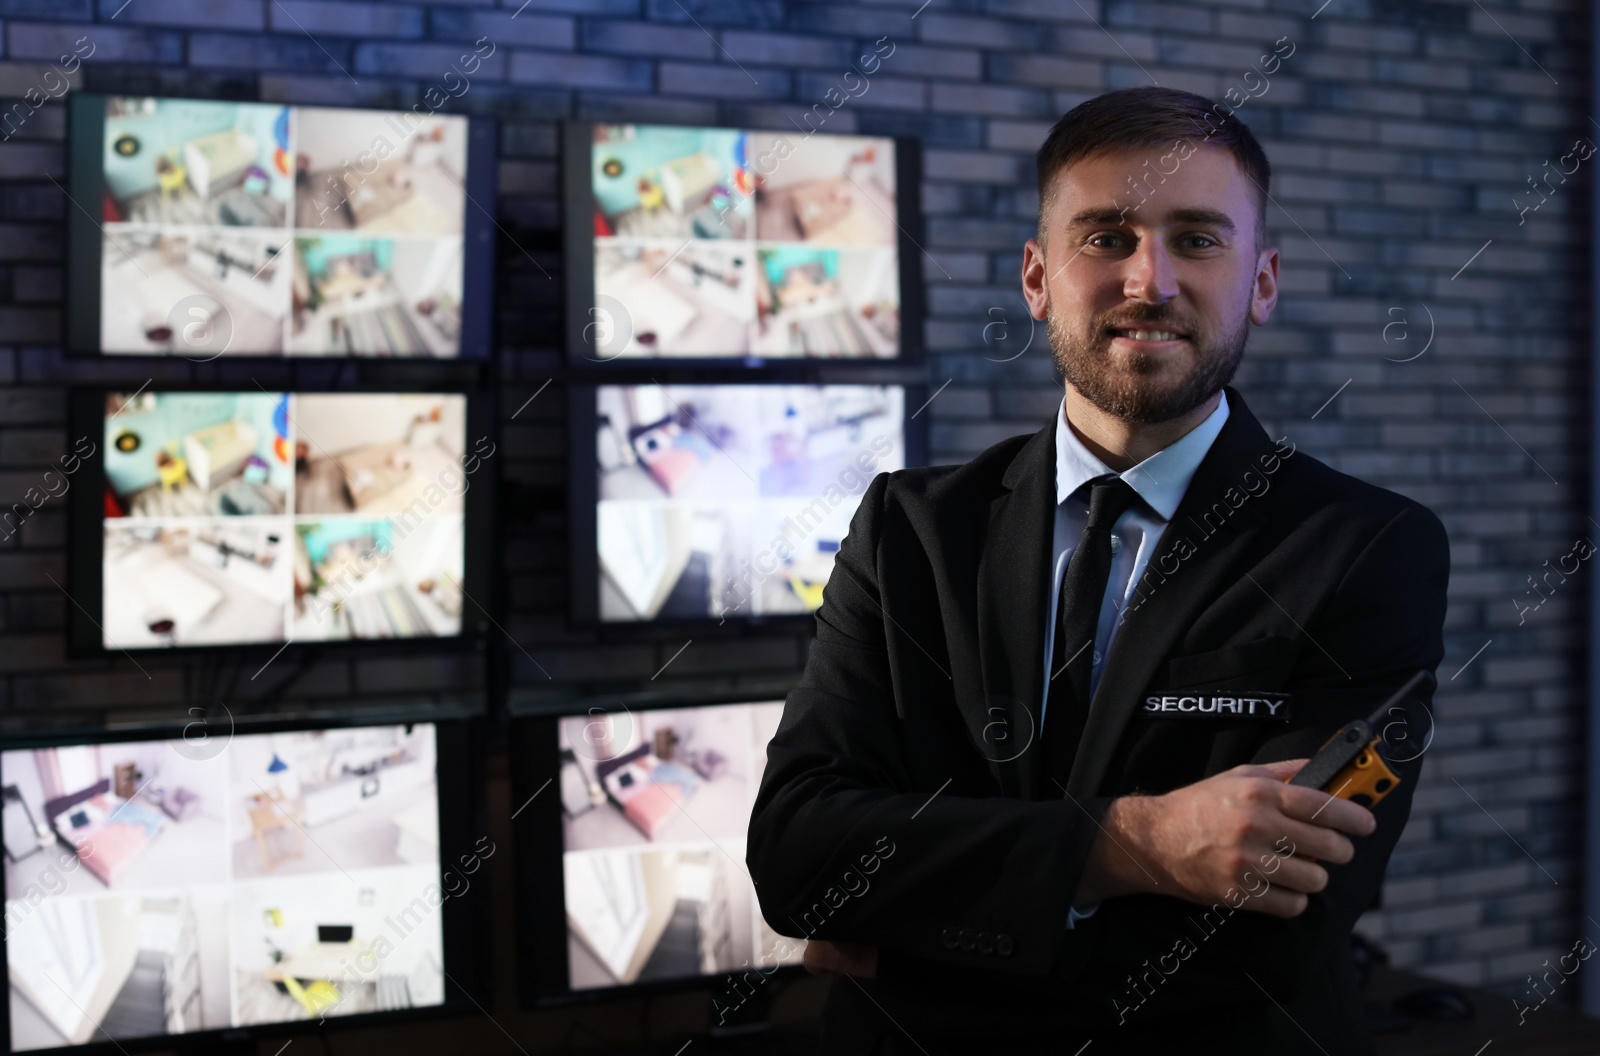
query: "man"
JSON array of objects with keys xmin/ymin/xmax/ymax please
[{"xmin": 745, "ymin": 87, "xmax": 1450, "ymax": 1055}]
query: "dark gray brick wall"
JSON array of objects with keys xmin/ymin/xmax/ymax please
[{"xmin": 0, "ymin": 0, "xmax": 1586, "ymax": 1001}]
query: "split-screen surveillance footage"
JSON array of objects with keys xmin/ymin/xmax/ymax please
[
  {"xmin": 588, "ymin": 124, "xmax": 902, "ymax": 359},
  {"xmin": 2, "ymin": 724, "xmax": 444, "ymax": 1050},
  {"xmin": 592, "ymin": 384, "xmax": 905, "ymax": 622},
  {"xmin": 97, "ymin": 97, "xmax": 468, "ymax": 358},
  {"xmin": 556, "ymin": 701, "xmax": 802, "ymax": 991},
  {"xmin": 101, "ymin": 391, "xmax": 469, "ymax": 648}
]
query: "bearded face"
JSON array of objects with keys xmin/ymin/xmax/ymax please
[
  {"xmin": 1047, "ymin": 297, "xmax": 1251, "ymax": 424},
  {"xmin": 1027, "ymin": 145, "xmax": 1273, "ymax": 425}
]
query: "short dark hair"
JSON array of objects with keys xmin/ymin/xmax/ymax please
[{"xmin": 1034, "ymin": 86, "xmax": 1271, "ymax": 256}]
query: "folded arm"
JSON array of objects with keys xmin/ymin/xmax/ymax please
[{"xmin": 1069, "ymin": 502, "xmax": 1450, "ymax": 1006}]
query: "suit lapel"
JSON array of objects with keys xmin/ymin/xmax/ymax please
[
  {"xmin": 973, "ymin": 420, "xmax": 1056, "ymax": 800},
  {"xmin": 1062, "ymin": 386, "xmax": 1280, "ymax": 798}
]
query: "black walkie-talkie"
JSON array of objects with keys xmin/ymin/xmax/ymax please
[{"xmin": 1286, "ymin": 668, "xmax": 1434, "ymax": 808}]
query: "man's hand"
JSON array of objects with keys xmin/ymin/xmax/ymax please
[
  {"xmin": 1075, "ymin": 758, "xmax": 1376, "ymax": 917},
  {"xmin": 802, "ymin": 939, "xmax": 879, "ymax": 979}
]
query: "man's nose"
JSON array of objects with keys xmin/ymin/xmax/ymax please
[{"xmin": 1123, "ymin": 237, "xmax": 1179, "ymax": 304}]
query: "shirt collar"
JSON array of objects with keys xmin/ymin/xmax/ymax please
[{"xmin": 1054, "ymin": 390, "xmax": 1230, "ymax": 521}]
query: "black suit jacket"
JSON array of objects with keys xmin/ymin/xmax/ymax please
[{"xmin": 746, "ymin": 386, "xmax": 1451, "ymax": 1055}]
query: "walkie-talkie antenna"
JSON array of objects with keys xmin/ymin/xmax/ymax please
[
  {"xmin": 1289, "ymin": 667, "xmax": 1437, "ymax": 807},
  {"xmin": 1363, "ymin": 668, "xmax": 1435, "ymax": 729}
]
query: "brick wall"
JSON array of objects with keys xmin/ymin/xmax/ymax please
[{"xmin": 0, "ymin": 0, "xmax": 1587, "ymax": 1001}]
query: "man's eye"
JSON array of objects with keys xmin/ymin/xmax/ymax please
[{"xmin": 1084, "ymin": 233, "xmax": 1218, "ymax": 250}]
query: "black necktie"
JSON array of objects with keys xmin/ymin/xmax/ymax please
[{"xmin": 1044, "ymin": 475, "xmax": 1141, "ymax": 788}]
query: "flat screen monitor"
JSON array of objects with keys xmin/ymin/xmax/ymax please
[
  {"xmin": 66, "ymin": 389, "xmax": 494, "ymax": 654},
  {"xmin": 563, "ymin": 121, "xmax": 924, "ymax": 365},
  {"xmin": 0, "ymin": 714, "xmax": 489, "ymax": 1052},
  {"xmin": 569, "ymin": 382, "xmax": 923, "ymax": 625},
  {"xmin": 65, "ymin": 93, "xmax": 496, "ymax": 359},
  {"xmin": 513, "ymin": 696, "xmax": 804, "ymax": 1004}
]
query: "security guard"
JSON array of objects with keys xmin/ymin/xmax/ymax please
[{"xmin": 747, "ymin": 86, "xmax": 1449, "ymax": 1055}]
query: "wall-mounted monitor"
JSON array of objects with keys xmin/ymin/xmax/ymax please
[
  {"xmin": 512, "ymin": 695, "xmax": 804, "ymax": 1005},
  {"xmin": 0, "ymin": 712, "xmax": 490, "ymax": 1051},
  {"xmin": 563, "ymin": 121, "xmax": 924, "ymax": 366},
  {"xmin": 66, "ymin": 389, "xmax": 495, "ymax": 655},
  {"xmin": 569, "ymin": 382, "xmax": 924, "ymax": 626},
  {"xmin": 65, "ymin": 93, "xmax": 496, "ymax": 359}
]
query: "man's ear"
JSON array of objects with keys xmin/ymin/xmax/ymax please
[
  {"xmin": 1021, "ymin": 236, "xmax": 1050, "ymax": 321},
  {"xmin": 1249, "ymin": 245, "xmax": 1279, "ymax": 327}
]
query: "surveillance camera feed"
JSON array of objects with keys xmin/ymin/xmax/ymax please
[
  {"xmin": 586, "ymin": 124, "xmax": 901, "ymax": 359},
  {"xmin": 557, "ymin": 701, "xmax": 805, "ymax": 991},
  {"xmin": 100, "ymin": 391, "xmax": 476, "ymax": 649},
  {"xmin": 593, "ymin": 384, "xmax": 905, "ymax": 622},
  {"xmin": 97, "ymin": 96, "xmax": 469, "ymax": 357},
  {"xmin": 3, "ymin": 723, "xmax": 454, "ymax": 1050}
]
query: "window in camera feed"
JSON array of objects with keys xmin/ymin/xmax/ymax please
[
  {"xmin": 3, "ymin": 724, "xmax": 448, "ymax": 1050},
  {"xmin": 589, "ymin": 124, "xmax": 900, "ymax": 359},
  {"xmin": 101, "ymin": 391, "xmax": 471, "ymax": 649},
  {"xmin": 594, "ymin": 384, "xmax": 904, "ymax": 621},
  {"xmin": 558, "ymin": 702, "xmax": 803, "ymax": 990},
  {"xmin": 98, "ymin": 97, "xmax": 468, "ymax": 357}
]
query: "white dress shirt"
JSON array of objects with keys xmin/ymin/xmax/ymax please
[
  {"xmin": 1040, "ymin": 391, "xmax": 1230, "ymax": 929},
  {"xmin": 1040, "ymin": 390, "xmax": 1231, "ymax": 736}
]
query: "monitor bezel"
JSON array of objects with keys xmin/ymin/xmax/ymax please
[
  {"xmin": 509, "ymin": 687, "xmax": 807, "ymax": 1010},
  {"xmin": 567, "ymin": 378, "xmax": 929, "ymax": 630},
  {"xmin": 562, "ymin": 119, "xmax": 926, "ymax": 371},
  {"xmin": 0, "ymin": 706, "xmax": 493, "ymax": 1054},
  {"xmin": 65, "ymin": 91, "xmax": 497, "ymax": 362},
  {"xmin": 65, "ymin": 385, "xmax": 499, "ymax": 659}
]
